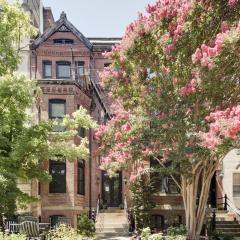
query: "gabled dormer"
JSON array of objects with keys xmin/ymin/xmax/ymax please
[{"xmin": 31, "ymin": 11, "xmax": 92, "ymax": 50}]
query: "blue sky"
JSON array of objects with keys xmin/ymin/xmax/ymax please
[{"xmin": 42, "ymin": 0, "xmax": 155, "ymax": 37}]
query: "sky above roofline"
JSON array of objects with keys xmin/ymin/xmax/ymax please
[{"xmin": 42, "ymin": 0, "xmax": 155, "ymax": 38}]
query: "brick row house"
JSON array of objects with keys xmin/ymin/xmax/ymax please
[
  {"xmin": 15, "ymin": 5, "xmax": 235, "ymax": 234},
  {"xmin": 26, "ymin": 10, "xmax": 189, "ymax": 229},
  {"xmin": 14, "ymin": 0, "xmax": 240, "ymax": 235}
]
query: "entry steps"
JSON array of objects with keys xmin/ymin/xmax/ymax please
[
  {"xmin": 96, "ymin": 209, "xmax": 129, "ymax": 239},
  {"xmin": 215, "ymin": 210, "xmax": 240, "ymax": 238}
]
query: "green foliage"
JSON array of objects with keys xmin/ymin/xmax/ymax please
[
  {"xmin": 131, "ymin": 175, "xmax": 156, "ymax": 231},
  {"xmin": 0, "ymin": 0, "xmax": 97, "ymax": 224},
  {"xmin": 141, "ymin": 227, "xmax": 163, "ymax": 240},
  {"xmin": 77, "ymin": 213, "xmax": 95, "ymax": 237},
  {"xmin": 0, "ymin": 0, "xmax": 36, "ymax": 76},
  {"xmin": 141, "ymin": 227, "xmax": 186, "ymax": 240},
  {"xmin": 167, "ymin": 225, "xmax": 187, "ymax": 236},
  {"xmin": 0, "ymin": 232, "xmax": 26, "ymax": 240},
  {"xmin": 49, "ymin": 224, "xmax": 82, "ymax": 240}
]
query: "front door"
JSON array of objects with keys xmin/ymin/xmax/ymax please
[{"xmin": 102, "ymin": 171, "xmax": 122, "ymax": 207}]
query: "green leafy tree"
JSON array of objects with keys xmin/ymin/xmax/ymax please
[
  {"xmin": 77, "ymin": 213, "xmax": 95, "ymax": 237},
  {"xmin": 131, "ymin": 174, "xmax": 156, "ymax": 232},
  {"xmin": 0, "ymin": 0, "xmax": 97, "ymax": 230}
]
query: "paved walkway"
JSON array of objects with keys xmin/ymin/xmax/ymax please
[{"xmin": 97, "ymin": 236, "xmax": 130, "ymax": 240}]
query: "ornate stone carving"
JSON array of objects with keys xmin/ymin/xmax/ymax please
[{"xmin": 57, "ymin": 24, "xmax": 70, "ymax": 32}]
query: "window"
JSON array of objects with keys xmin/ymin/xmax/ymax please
[
  {"xmin": 76, "ymin": 62, "xmax": 85, "ymax": 77},
  {"xmin": 151, "ymin": 215, "xmax": 164, "ymax": 231},
  {"xmin": 56, "ymin": 62, "xmax": 71, "ymax": 79},
  {"xmin": 79, "ymin": 127, "xmax": 86, "ymax": 138},
  {"xmin": 38, "ymin": 182, "xmax": 41, "ymax": 196},
  {"xmin": 77, "ymin": 160, "xmax": 85, "ymax": 195},
  {"xmin": 150, "ymin": 158, "xmax": 164, "ymax": 193},
  {"xmin": 43, "ymin": 61, "xmax": 52, "ymax": 78},
  {"xmin": 54, "ymin": 39, "xmax": 74, "ymax": 45},
  {"xmin": 49, "ymin": 160, "xmax": 66, "ymax": 193},
  {"xmin": 49, "ymin": 99, "xmax": 66, "ymax": 132},
  {"xmin": 49, "ymin": 215, "xmax": 65, "ymax": 228},
  {"xmin": 233, "ymin": 173, "xmax": 240, "ymax": 197},
  {"xmin": 150, "ymin": 158, "xmax": 180, "ymax": 194}
]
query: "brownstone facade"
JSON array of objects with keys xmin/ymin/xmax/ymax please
[{"xmin": 28, "ymin": 10, "xmax": 192, "ymax": 230}]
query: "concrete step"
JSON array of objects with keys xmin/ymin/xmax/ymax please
[
  {"xmin": 216, "ymin": 224, "xmax": 240, "ymax": 228},
  {"xmin": 96, "ymin": 232, "xmax": 129, "ymax": 240},
  {"xmin": 96, "ymin": 223, "xmax": 128, "ymax": 228},
  {"xmin": 100, "ymin": 208, "xmax": 125, "ymax": 213},
  {"xmin": 216, "ymin": 228, "xmax": 240, "ymax": 233},
  {"xmin": 96, "ymin": 228, "xmax": 128, "ymax": 233}
]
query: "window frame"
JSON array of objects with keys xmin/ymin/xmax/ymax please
[
  {"xmin": 49, "ymin": 160, "xmax": 66, "ymax": 194},
  {"xmin": 76, "ymin": 61, "xmax": 85, "ymax": 77},
  {"xmin": 77, "ymin": 160, "xmax": 85, "ymax": 195},
  {"xmin": 49, "ymin": 99, "xmax": 66, "ymax": 132},
  {"xmin": 233, "ymin": 172, "xmax": 240, "ymax": 197},
  {"xmin": 56, "ymin": 61, "xmax": 71, "ymax": 79},
  {"xmin": 43, "ymin": 61, "xmax": 52, "ymax": 79}
]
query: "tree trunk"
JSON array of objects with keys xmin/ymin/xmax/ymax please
[{"xmin": 182, "ymin": 161, "xmax": 217, "ymax": 240}]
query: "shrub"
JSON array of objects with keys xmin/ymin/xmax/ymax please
[
  {"xmin": 167, "ymin": 225, "xmax": 187, "ymax": 236},
  {"xmin": 141, "ymin": 227, "xmax": 187, "ymax": 240},
  {"xmin": 0, "ymin": 233, "xmax": 26, "ymax": 240},
  {"xmin": 141, "ymin": 227, "xmax": 163, "ymax": 240},
  {"xmin": 77, "ymin": 213, "xmax": 95, "ymax": 237},
  {"xmin": 49, "ymin": 224, "xmax": 82, "ymax": 240}
]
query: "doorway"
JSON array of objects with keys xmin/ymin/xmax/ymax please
[{"xmin": 102, "ymin": 171, "xmax": 122, "ymax": 207}]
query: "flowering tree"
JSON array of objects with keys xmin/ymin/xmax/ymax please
[{"xmin": 95, "ymin": 0, "xmax": 240, "ymax": 239}]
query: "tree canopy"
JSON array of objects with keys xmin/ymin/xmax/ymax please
[
  {"xmin": 95, "ymin": 1, "xmax": 240, "ymax": 239},
  {"xmin": 0, "ymin": 0, "xmax": 96, "ymax": 225}
]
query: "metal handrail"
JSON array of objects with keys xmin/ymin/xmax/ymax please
[
  {"xmin": 95, "ymin": 195, "xmax": 104, "ymax": 233},
  {"xmin": 124, "ymin": 194, "xmax": 128, "ymax": 212},
  {"xmin": 96, "ymin": 196, "xmax": 100, "ymax": 216}
]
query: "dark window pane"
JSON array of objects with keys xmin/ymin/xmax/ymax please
[
  {"xmin": 57, "ymin": 62, "xmax": 71, "ymax": 79},
  {"xmin": 43, "ymin": 62, "xmax": 52, "ymax": 78},
  {"xmin": 152, "ymin": 215, "xmax": 164, "ymax": 230},
  {"xmin": 54, "ymin": 39, "xmax": 74, "ymax": 44},
  {"xmin": 49, "ymin": 160, "xmax": 66, "ymax": 193},
  {"xmin": 79, "ymin": 127, "xmax": 86, "ymax": 138},
  {"xmin": 78, "ymin": 161, "xmax": 85, "ymax": 195},
  {"xmin": 104, "ymin": 63, "xmax": 111, "ymax": 67}
]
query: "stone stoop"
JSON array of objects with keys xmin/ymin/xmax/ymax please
[
  {"xmin": 95, "ymin": 209, "xmax": 129, "ymax": 239},
  {"xmin": 215, "ymin": 210, "xmax": 240, "ymax": 238}
]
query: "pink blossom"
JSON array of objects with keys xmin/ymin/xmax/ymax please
[
  {"xmin": 192, "ymin": 48, "xmax": 202, "ymax": 64},
  {"xmin": 180, "ymin": 78, "xmax": 197, "ymax": 97},
  {"xmin": 115, "ymin": 131, "xmax": 122, "ymax": 141},
  {"xmin": 221, "ymin": 21, "xmax": 230, "ymax": 33},
  {"xmin": 129, "ymin": 173, "xmax": 137, "ymax": 183},
  {"xmin": 228, "ymin": 0, "xmax": 238, "ymax": 8},
  {"xmin": 121, "ymin": 123, "xmax": 132, "ymax": 132}
]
